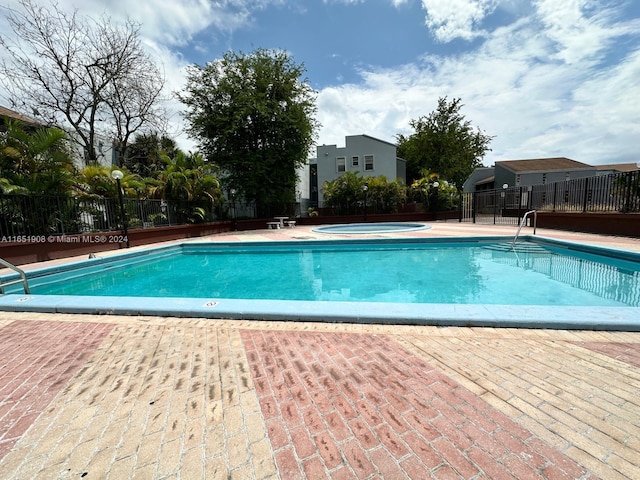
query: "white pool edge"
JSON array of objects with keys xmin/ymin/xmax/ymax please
[
  {"xmin": 2, "ymin": 234, "xmax": 639, "ymax": 331},
  {"xmin": 0, "ymin": 295, "xmax": 638, "ymax": 331}
]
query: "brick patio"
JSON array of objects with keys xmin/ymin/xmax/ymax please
[{"xmin": 1, "ymin": 224, "xmax": 639, "ymax": 478}]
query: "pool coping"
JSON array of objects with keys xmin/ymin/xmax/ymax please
[
  {"xmin": 312, "ymin": 221, "xmax": 431, "ymax": 234},
  {"xmin": 1, "ymin": 235, "xmax": 639, "ymax": 331}
]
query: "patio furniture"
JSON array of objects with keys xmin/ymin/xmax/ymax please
[{"xmin": 274, "ymin": 216, "xmax": 288, "ymax": 228}]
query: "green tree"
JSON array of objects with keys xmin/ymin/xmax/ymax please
[
  {"xmin": 397, "ymin": 97, "xmax": 493, "ymax": 191},
  {"xmin": 409, "ymin": 169, "xmax": 458, "ymax": 212},
  {"xmin": 322, "ymin": 171, "xmax": 365, "ymax": 215},
  {"xmin": 122, "ymin": 132, "xmax": 178, "ymax": 178},
  {"xmin": 322, "ymin": 172, "xmax": 405, "ymax": 215},
  {"xmin": 75, "ymin": 165, "xmax": 147, "ymax": 199},
  {"xmin": 365, "ymin": 176, "xmax": 406, "ymax": 214},
  {"xmin": 0, "ymin": 119, "xmax": 76, "ymax": 195},
  {"xmin": 149, "ymin": 150, "xmax": 222, "ymax": 223},
  {"xmin": 178, "ymin": 48, "xmax": 318, "ymax": 217}
]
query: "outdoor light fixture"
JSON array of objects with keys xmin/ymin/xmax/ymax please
[
  {"xmin": 111, "ymin": 169, "xmax": 130, "ymax": 248},
  {"xmin": 363, "ymin": 183, "xmax": 368, "ymax": 221},
  {"xmin": 432, "ymin": 181, "xmax": 440, "ymax": 219},
  {"xmin": 230, "ymin": 188, "xmax": 237, "ymax": 231}
]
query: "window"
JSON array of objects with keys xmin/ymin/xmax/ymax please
[
  {"xmin": 351, "ymin": 155, "xmax": 359, "ymax": 167},
  {"xmin": 336, "ymin": 157, "xmax": 346, "ymax": 172},
  {"xmin": 364, "ymin": 155, "xmax": 374, "ymax": 171}
]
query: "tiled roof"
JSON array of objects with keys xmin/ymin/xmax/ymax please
[
  {"xmin": 496, "ymin": 157, "xmax": 592, "ymax": 172},
  {"xmin": 0, "ymin": 105, "xmax": 41, "ymax": 126},
  {"xmin": 596, "ymin": 163, "xmax": 639, "ymax": 173}
]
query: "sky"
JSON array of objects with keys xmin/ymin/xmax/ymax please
[{"xmin": 1, "ymin": 0, "xmax": 639, "ymax": 167}]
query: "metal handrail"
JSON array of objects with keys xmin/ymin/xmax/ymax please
[
  {"xmin": 0, "ymin": 257, "xmax": 30, "ymax": 294},
  {"xmin": 511, "ymin": 210, "xmax": 537, "ymax": 249}
]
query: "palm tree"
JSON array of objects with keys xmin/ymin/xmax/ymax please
[
  {"xmin": 75, "ymin": 165, "xmax": 147, "ymax": 199},
  {"xmin": 0, "ymin": 119, "xmax": 76, "ymax": 195},
  {"xmin": 150, "ymin": 151, "xmax": 221, "ymax": 222}
]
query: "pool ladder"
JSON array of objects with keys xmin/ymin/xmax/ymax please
[
  {"xmin": 0, "ymin": 257, "xmax": 30, "ymax": 294},
  {"xmin": 511, "ymin": 210, "xmax": 537, "ymax": 250}
]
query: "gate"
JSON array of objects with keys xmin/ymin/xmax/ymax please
[{"xmin": 461, "ymin": 190, "xmax": 521, "ymax": 225}]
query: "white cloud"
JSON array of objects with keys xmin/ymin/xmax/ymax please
[
  {"xmin": 533, "ymin": 0, "xmax": 640, "ymax": 64},
  {"xmin": 420, "ymin": 0, "xmax": 499, "ymax": 42},
  {"xmin": 316, "ymin": 3, "xmax": 640, "ymax": 166},
  {"xmin": 59, "ymin": 0, "xmax": 263, "ymax": 46},
  {"xmin": 2, "ymin": 0, "xmax": 638, "ymax": 166}
]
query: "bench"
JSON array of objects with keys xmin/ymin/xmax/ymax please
[
  {"xmin": 285, "ymin": 221, "xmax": 296, "ymax": 228},
  {"xmin": 266, "ymin": 222, "xmax": 281, "ymax": 229}
]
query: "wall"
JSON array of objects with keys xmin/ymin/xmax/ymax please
[
  {"xmin": 1, "ymin": 222, "xmax": 232, "ymax": 265},
  {"xmin": 536, "ymin": 213, "xmax": 640, "ymax": 237}
]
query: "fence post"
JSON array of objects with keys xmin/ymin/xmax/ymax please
[
  {"xmin": 518, "ymin": 187, "xmax": 524, "ymax": 221},
  {"xmin": 582, "ymin": 177, "xmax": 589, "ymax": 213},
  {"xmin": 472, "ymin": 192, "xmax": 476, "ymax": 223},
  {"xmin": 623, "ymin": 172, "xmax": 632, "ymax": 213},
  {"xmin": 493, "ymin": 189, "xmax": 497, "ymax": 224}
]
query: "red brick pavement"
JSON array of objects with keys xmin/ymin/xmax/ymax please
[
  {"xmin": 574, "ymin": 342, "xmax": 640, "ymax": 368},
  {"xmin": 0, "ymin": 320, "xmax": 114, "ymax": 460},
  {"xmin": 242, "ymin": 329, "xmax": 598, "ymax": 479}
]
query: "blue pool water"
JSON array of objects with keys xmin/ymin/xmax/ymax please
[
  {"xmin": 2, "ymin": 236, "xmax": 639, "ymax": 330},
  {"xmin": 7, "ymin": 238, "xmax": 640, "ymax": 307}
]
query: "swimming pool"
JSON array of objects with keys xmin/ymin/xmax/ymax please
[{"xmin": 1, "ymin": 236, "xmax": 639, "ymax": 330}]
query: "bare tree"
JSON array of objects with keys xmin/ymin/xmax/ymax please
[{"xmin": 0, "ymin": 0, "xmax": 167, "ymax": 165}]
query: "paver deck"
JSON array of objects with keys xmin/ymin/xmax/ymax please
[{"xmin": 1, "ymin": 223, "xmax": 639, "ymax": 479}]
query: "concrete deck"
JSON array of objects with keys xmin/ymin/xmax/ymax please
[{"xmin": 1, "ymin": 222, "xmax": 639, "ymax": 479}]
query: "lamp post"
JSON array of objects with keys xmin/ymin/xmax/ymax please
[
  {"xmin": 111, "ymin": 170, "xmax": 130, "ymax": 248},
  {"xmin": 362, "ymin": 183, "xmax": 368, "ymax": 221},
  {"xmin": 432, "ymin": 181, "xmax": 439, "ymax": 220},
  {"xmin": 502, "ymin": 183, "xmax": 508, "ymax": 212},
  {"xmin": 230, "ymin": 188, "xmax": 237, "ymax": 231}
]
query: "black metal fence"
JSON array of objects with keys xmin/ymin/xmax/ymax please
[
  {"xmin": 0, "ymin": 192, "xmax": 304, "ymax": 237},
  {"xmin": 0, "ymin": 195, "xmax": 219, "ymax": 237},
  {"xmin": 463, "ymin": 170, "xmax": 640, "ymax": 224}
]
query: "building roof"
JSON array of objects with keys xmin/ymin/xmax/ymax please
[
  {"xmin": 351, "ymin": 134, "xmax": 397, "ymax": 148},
  {"xmin": 496, "ymin": 157, "xmax": 592, "ymax": 173},
  {"xmin": 595, "ymin": 163, "xmax": 639, "ymax": 173},
  {"xmin": 0, "ymin": 105, "xmax": 42, "ymax": 128},
  {"xmin": 475, "ymin": 175, "xmax": 495, "ymax": 185}
]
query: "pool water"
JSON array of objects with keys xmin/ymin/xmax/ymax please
[{"xmin": 12, "ymin": 239, "xmax": 640, "ymax": 307}]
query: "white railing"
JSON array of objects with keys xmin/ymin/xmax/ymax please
[
  {"xmin": 0, "ymin": 257, "xmax": 30, "ymax": 294},
  {"xmin": 511, "ymin": 210, "xmax": 537, "ymax": 249}
]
